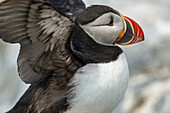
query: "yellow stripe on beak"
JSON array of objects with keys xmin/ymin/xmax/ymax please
[{"xmin": 116, "ymin": 13, "xmax": 126, "ymax": 42}]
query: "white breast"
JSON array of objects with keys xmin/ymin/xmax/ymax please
[{"xmin": 65, "ymin": 53, "xmax": 129, "ymax": 113}]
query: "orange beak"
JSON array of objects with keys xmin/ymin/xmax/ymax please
[{"xmin": 115, "ymin": 13, "xmax": 144, "ymax": 45}]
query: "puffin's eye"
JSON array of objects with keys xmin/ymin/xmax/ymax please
[{"xmin": 107, "ymin": 18, "xmax": 114, "ymax": 26}]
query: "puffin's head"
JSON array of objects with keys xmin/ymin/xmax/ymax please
[{"xmin": 75, "ymin": 5, "xmax": 144, "ymax": 46}]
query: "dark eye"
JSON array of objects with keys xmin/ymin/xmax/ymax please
[{"xmin": 107, "ymin": 18, "xmax": 114, "ymax": 26}]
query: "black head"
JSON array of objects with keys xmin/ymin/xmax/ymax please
[
  {"xmin": 76, "ymin": 5, "xmax": 120, "ymax": 25},
  {"xmin": 75, "ymin": 5, "xmax": 144, "ymax": 46},
  {"xmin": 75, "ymin": 5, "xmax": 124, "ymax": 46}
]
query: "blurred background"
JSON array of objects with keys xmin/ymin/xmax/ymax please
[{"xmin": 0, "ymin": 0, "xmax": 170, "ymax": 113}]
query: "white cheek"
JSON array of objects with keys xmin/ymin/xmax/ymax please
[
  {"xmin": 79, "ymin": 12, "xmax": 124, "ymax": 46},
  {"xmin": 86, "ymin": 26, "xmax": 115, "ymax": 43},
  {"xmin": 82, "ymin": 25, "xmax": 123, "ymax": 45}
]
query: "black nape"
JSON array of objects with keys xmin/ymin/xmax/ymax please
[{"xmin": 75, "ymin": 5, "xmax": 120, "ymax": 25}]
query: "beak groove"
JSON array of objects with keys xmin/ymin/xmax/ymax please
[{"xmin": 116, "ymin": 14, "xmax": 144, "ymax": 45}]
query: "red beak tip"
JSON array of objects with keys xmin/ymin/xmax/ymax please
[{"xmin": 130, "ymin": 17, "xmax": 145, "ymax": 43}]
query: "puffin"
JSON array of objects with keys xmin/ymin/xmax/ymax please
[{"xmin": 0, "ymin": 0, "xmax": 144, "ymax": 113}]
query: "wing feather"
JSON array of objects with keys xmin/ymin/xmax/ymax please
[{"xmin": 0, "ymin": 0, "xmax": 83, "ymax": 84}]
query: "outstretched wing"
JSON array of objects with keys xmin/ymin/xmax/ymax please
[{"xmin": 0, "ymin": 0, "xmax": 85, "ymax": 84}]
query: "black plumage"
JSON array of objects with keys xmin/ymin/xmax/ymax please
[
  {"xmin": 75, "ymin": 5, "xmax": 119, "ymax": 25},
  {"xmin": 44, "ymin": 0, "xmax": 86, "ymax": 21},
  {"xmin": 71, "ymin": 25, "xmax": 123, "ymax": 64}
]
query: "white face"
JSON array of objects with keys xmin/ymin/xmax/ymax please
[{"xmin": 79, "ymin": 12, "xmax": 124, "ymax": 46}]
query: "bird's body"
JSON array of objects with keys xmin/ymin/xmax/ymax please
[
  {"xmin": 0, "ymin": 0, "xmax": 144, "ymax": 113},
  {"xmin": 65, "ymin": 53, "xmax": 129, "ymax": 113}
]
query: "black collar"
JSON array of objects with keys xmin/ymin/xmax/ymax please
[{"xmin": 71, "ymin": 25, "xmax": 123, "ymax": 65}]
